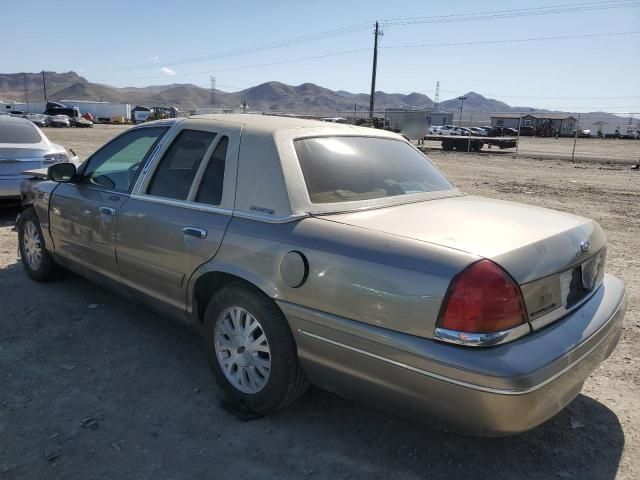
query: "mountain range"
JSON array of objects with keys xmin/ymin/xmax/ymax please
[{"xmin": 0, "ymin": 71, "xmax": 627, "ymax": 126}]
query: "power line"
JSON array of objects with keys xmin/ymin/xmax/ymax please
[
  {"xmin": 92, "ymin": 30, "xmax": 640, "ymax": 84},
  {"xmin": 385, "ymin": 0, "xmax": 639, "ymax": 26},
  {"xmin": 88, "ymin": 0, "xmax": 639, "ymax": 73},
  {"xmin": 383, "ymin": 31, "xmax": 640, "ymax": 50},
  {"xmin": 91, "ymin": 22, "xmax": 374, "ymax": 73}
]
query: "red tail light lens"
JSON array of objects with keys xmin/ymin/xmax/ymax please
[{"xmin": 437, "ymin": 260, "xmax": 526, "ymax": 333}]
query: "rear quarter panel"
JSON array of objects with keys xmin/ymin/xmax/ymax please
[{"xmin": 191, "ymin": 216, "xmax": 479, "ymax": 338}]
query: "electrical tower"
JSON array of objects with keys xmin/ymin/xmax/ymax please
[
  {"xmin": 210, "ymin": 76, "xmax": 216, "ymax": 107},
  {"xmin": 433, "ymin": 81, "xmax": 440, "ymax": 112}
]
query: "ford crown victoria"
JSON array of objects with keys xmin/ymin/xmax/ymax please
[{"xmin": 17, "ymin": 115, "xmax": 626, "ymax": 435}]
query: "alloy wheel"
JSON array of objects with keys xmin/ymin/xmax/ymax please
[
  {"xmin": 22, "ymin": 221, "xmax": 43, "ymax": 271},
  {"xmin": 214, "ymin": 306, "xmax": 271, "ymax": 394}
]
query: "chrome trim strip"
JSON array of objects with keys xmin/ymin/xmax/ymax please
[
  {"xmin": 129, "ymin": 193, "xmax": 233, "ymax": 215},
  {"xmin": 432, "ymin": 323, "xmax": 531, "ymax": 347},
  {"xmin": 298, "ymin": 292, "xmax": 624, "ymax": 396},
  {"xmin": 232, "ymin": 210, "xmax": 309, "ymax": 224},
  {"xmin": 128, "ymin": 194, "xmax": 307, "ymax": 223}
]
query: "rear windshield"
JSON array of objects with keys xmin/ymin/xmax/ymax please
[
  {"xmin": 0, "ymin": 119, "xmax": 42, "ymax": 144},
  {"xmin": 294, "ymin": 136, "xmax": 453, "ymax": 204}
]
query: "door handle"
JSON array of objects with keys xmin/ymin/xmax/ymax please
[
  {"xmin": 182, "ymin": 227, "xmax": 208, "ymax": 239},
  {"xmin": 99, "ymin": 206, "xmax": 117, "ymax": 216}
]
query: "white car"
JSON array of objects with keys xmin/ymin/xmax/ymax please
[
  {"xmin": 470, "ymin": 127, "xmax": 488, "ymax": 137},
  {"xmin": 50, "ymin": 115, "xmax": 71, "ymax": 128},
  {"xmin": 0, "ymin": 116, "xmax": 77, "ymax": 198},
  {"xmin": 440, "ymin": 126, "xmax": 470, "ymax": 136}
]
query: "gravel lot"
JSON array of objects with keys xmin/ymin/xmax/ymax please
[{"xmin": 1, "ymin": 125, "xmax": 638, "ymax": 479}]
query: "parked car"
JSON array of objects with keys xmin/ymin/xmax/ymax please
[
  {"xmin": 503, "ymin": 127, "xmax": 518, "ymax": 136},
  {"xmin": 44, "ymin": 107, "xmax": 81, "ymax": 125},
  {"xmin": 50, "ymin": 115, "xmax": 71, "ymax": 128},
  {"xmin": 577, "ymin": 129, "xmax": 591, "ymax": 138},
  {"xmin": 480, "ymin": 126, "xmax": 495, "ymax": 136},
  {"xmin": 25, "ymin": 114, "xmax": 48, "ymax": 128},
  {"xmin": 469, "ymin": 127, "xmax": 488, "ymax": 136},
  {"xmin": 16, "ymin": 115, "xmax": 626, "ymax": 435},
  {"xmin": 439, "ymin": 126, "xmax": 470, "ymax": 136},
  {"xmin": 0, "ymin": 116, "xmax": 76, "ymax": 199},
  {"xmin": 75, "ymin": 117, "xmax": 93, "ymax": 128}
]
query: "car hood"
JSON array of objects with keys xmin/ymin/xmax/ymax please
[{"xmin": 316, "ymin": 195, "xmax": 606, "ymax": 284}]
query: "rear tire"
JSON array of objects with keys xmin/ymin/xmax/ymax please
[
  {"xmin": 203, "ymin": 282, "xmax": 309, "ymax": 416},
  {"xmin": 17, "ymin": 208, "xmax": 58, "ymax": 282}
]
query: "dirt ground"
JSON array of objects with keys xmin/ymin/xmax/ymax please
[{"xmin": 1, "ymin": 125, "xmax": 639, "ymax": 479}]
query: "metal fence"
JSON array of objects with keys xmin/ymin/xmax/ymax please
[{"xmin": 453, "ymin": 111, "xmax": 640, "ymax": 164}]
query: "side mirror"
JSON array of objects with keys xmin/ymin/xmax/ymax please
[{"xmin": 48, "ymin": 162, "xmax": 76, "ymax": 182}]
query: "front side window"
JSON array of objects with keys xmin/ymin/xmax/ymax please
[
  {"xmin": 147, "ymin": 129, "xmax": 216, "ymax": 201},
  {"xmin": 294, "ymin": 136, "xmax": 454, "ymax": 204},
  {"xmin": 83, "ymin": 126, "xmax": 167, "ymax": 192}
]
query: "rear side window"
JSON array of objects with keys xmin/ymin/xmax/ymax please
[
  {"xmin": 195, "ymin": 136, "xmax": 228, "ymax": 206},
  {"xmin": 147, "ymin": 130, "xmax": 216, "ymax": 200},
  {"xmin": 0, "ymin": 118, "xmax": 42, "ymax": 144},
  {"xmin": 294, "ymin": 136, "xmax": 454, "ymax": 204}
]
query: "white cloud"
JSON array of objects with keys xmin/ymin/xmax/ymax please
[{"xmin": 160, "ymin": 66, "xmax": 176, "ymax": 76}]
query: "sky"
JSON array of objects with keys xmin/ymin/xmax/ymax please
[{"xmin": 5, "ymin": 0, "xmax": 640, "ymax": 112}]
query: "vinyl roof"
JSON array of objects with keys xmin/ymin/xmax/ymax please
[{"xmin": 188, "ymin": 113, "xmax": 400, "ymax": 137}]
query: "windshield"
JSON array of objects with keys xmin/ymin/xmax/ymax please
[{"xmin": 294, "ymin": 136, "xmax": 454, "ymax": 204}]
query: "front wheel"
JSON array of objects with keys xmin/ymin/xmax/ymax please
[
  {"xmin": 18, "ymin": 208, "xmax": 58, "ymax": 282},
  {"xmin": 203, "ymin": 283, "xmax": 309, "ymax": 416}
]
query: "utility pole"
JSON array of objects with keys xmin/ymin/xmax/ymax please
[
  {"xmin": 369, "ymin": 21, "xmax": 383, "ymax": 119},
  {"xmin": 23, "ymin": 74, "xmax": 29, "ymax": 109},
  {"xmin": 571, "ymin": 113, "xmax": 581, "ymax": 162},
  {"xmin": 458, "ymin": 96, "xmax": 467, "ymax": 126},
  {"xmin": 41, "ymin": 70, "xmax": 48, "ymax": 102},
  {"xmin": 433, "ymin": 81, "xmax": 440, "ymax": 112},
  {"xmin": 210, "ymin": 76, "xmax": 216, "ymax": 108}
]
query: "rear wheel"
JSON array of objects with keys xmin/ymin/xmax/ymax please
[
  {"xmin": 17, "ymin": 208, "xmax": 58, "ymax": 282},
  {"xmin": 203, "ymin": 283, "xmax": 309, "ymax": 415},
  {"xmin": 442, "ymin": 139, "xmax": 454, "ymax": 151}
]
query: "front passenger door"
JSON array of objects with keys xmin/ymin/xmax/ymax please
[{"xmin": 49, "ymin": 126, "xmax": 168, "ymax": 283}]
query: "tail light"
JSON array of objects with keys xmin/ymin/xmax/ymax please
[
  {"xmin": 43, "ymin": 152, "xmax": 70, "ymax": 164},
  {"xmin": 436, "ymin": 260, "xmax": 527, "ymax": 336}
]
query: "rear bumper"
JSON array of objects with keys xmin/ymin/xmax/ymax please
[
  {"xmin": 280, "ymin": 274, "xmax": 626, "ymax": 436},
  {"xmin": 0, "ymin": 177, "xmax": 25, "ymax": 198}
]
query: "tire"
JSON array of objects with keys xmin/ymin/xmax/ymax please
[
  {"xmin": 17, "ymin": 208, "xmax": 58, "ymax": 282},
  {"xmin": 203, "ymin": 282, "xmax": 309, "ymax": 416}
]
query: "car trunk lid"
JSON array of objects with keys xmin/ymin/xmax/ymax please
[
  {"xmin": 317, "ymin": 195, "xmax": 606, "ymax": 328},
  {"xmin": 0, "ymin": 147, "xmax": 52, "ymax": 177}
]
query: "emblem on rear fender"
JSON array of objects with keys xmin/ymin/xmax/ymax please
[{"xmin": 580, "ymin": 240, "xmax": 590, "ymax": 252}]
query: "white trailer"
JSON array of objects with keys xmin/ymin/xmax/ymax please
[
  {"xmin": 385, "ymin": 109, "xmax": 428, "ymax": 141},
  {"xmin": 2, "ymin": 101, "xmax": 47, "ymax": 114},
  {"xmin": 58, "ymin": 100, "xmax": 131, "ymax": 121}
]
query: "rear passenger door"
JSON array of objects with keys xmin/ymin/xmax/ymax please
[{"xmin": 116, "ymin": 120, "xmax": 241, "ymax": 319}]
